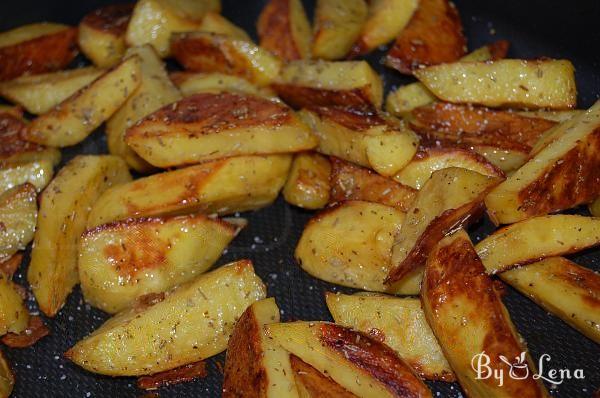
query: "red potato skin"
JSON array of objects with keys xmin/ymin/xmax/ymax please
[
  {"xmin": 80, "ymin": 4, "xmax": 133, "ymax": 36},
  {"xmin": 272, "ymin": 84, "xmax": 378, "ymax": 110},
  {"xmin": 257, "ymin": 0, "xmax": 303, "ymax": 61},
  {"xmin": 0, "ymin": 253, "xmax": 22, "ymax": 277},
  {"xmin": 0, "ymin": 111, "xmax": 45, "ymax": 160},
  {"xmin": 1, "ymin": 316, "xmax": 49, "ymax": 348},
  {"xmin": 290, "ymin": 354, "xmax": 359, "ymax": 398},
  {"xmin": 137, "ymin": 361, "xmax": 207, "ymax": 390}
]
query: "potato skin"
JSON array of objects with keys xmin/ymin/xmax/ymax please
[
  {"xmin": 291, "ymin": 354, "xmax": 358, "ymax": 398},
  {"xmin": 283, "ymin": 152, "xmax": 331, "ymax": 210}
]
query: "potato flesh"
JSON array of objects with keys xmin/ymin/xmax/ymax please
[
  {"xmin": 283, "ymin": 153, "xmax": 331, "ymax": 210},
  {"xmin": 199, "ymin": 12, "xmax": 251, "ymax": 42},
  {"xmin": 67, "ymin": 260, "xmax": 266, "ymax": 376},
  {"xmin": 0, "ymin": 274, "xmax": 29, "ymax": 335},
  {"xmin": 591, "ymin": 197, "xmax": 600, "ymax": 217},
  {"xmin": 291, "ymin": 355, "xmax": 358, "ymax": 398},
  {"xmin": 0, "ymin": 184, "xmax": 37, "ymax": 263},
  {"xmin": 0, "ymin": 23, "xmax": 68, "ymax": 48},
  {"xmin": 0, "ymin": 350, "xmax": 13, "ymax": 398},
  {"xmin": 0, "ymin": 159, "xmax": 54, "ymax": 193},
  {"xmin": 171, "ymin": 72, "xmax": 276, "ymax": 99}
]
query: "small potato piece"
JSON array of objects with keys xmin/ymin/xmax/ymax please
[
  {"xmin": 274, "ymin": 60, "xmax": 383, "ymax": 110},
  {"xmin": 126, "ymin": 92, "xmax": 316, "ymax": 168},
  {"xmin": 0, "ymin": 23, "xmax": 78, "ymax": 81},
  {"xmin": 223, "ymin": 298, "xmax": 299, "ymax": 398},
  {"xmin": 312, "ymin": 0, "xmax": 367, "ymax": 60},
  {"xmin": 24, "ymin": 56, "xmax": 142, "ymax": 147},
  {"xmin": 171, "ymin": 32, "xmax": 281, "ymax": 87},
  {"xmin": 416, "ymin": 59, "xmax": 577, "ymax": 109},
  {"xmin": 266, "ymin": 322, "xmax": 432, "ymax": 398},
  {"xmin": 0, "ymin": 184, "xmax": 37, "ymax": 263},
  {"xmin": 326, "ymin": 293, "xmax": 454, "ymax": 381},
  {"xmin": 283, "ymin": 153, "xmax": 331, "ymax": 210},
  {"xmin": 0, "ymin": 350, "xmax": 14, "ymax": 397},
  {"xmin": 199, "ymin": 12, "xmax": 251, "ymax": 41},
  {"xmin": 87, "ymin": 155, "xmax": 292, "ymax": 228},
  {"xmin": 422, "ymin": 230, "xmax": 548, "ymax": 398},
  {"xmin": 290, "ymin": 355, "xmax": 358, "ymax": 398},
  {"xmin": 79, "ymin": 214, "xmax": 243, "ymax": 314},
  {"xmin": 0, "ymin": 159, "xmax": 54, "ymax": 193},
  {"xmin": 591, "ymin": 197, "xmax": 600, "ymax": 217},
  {"xmin": 66, "ymin": 260, "xmax": 266, "ymax": 376},
  {"xmin": 78, "ymin": 4, "xmax": 133, "ymax": 67},
  {"xmin": 257, "ymin": 0, "xmax": 312, "ymax": 61},
  {"xmin": 170, "ymin": 72, "xmax": 276, "ymax": 99},
  {"xmin": 0, "ymin": 274, "xmax": 29, "ymax": 336},
  {"xmin": 28, "ymin": 156, "xmax": 132, "ymax": 317}
]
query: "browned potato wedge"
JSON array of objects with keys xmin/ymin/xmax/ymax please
[
  {"xmin": 329, "ymin": 157, "xmax": 416, "ymax": 211},
  {"xmin": 257, "ymin": 0, "xmax": 312, "ymax": 61},
  {"xmin": 0, "ymin": 274, "xmax": 29, "ymax": 336},
  {"xmin": 415, "ymin": 59, "xmax": 576, "ymax": 109},
  {"xmin": 126, "ymin": 92, "xmax": 316, "ymax": 168},
  {"xmin": 0, "ymin": 23, "xmax": 78, "ymax": 81},
  {"xmin": 387, "ymin": 167, "xmax": 502, "ymax": 285},
  {"xmin": 0, "ymin": 184, "xmax": 37, "ymax": 263},
  {"xmin": 79, "ymin": 214, "xmax": 244, "ymax": 314},
  {"xmin": 28, "ymin": 156, "xmax": 131, "ymax": 317},
  {"xmin": 518, "ymin": 109, "xmax": 583, "ymax": 123},
  {"xmin": 386, "ymin": 0, "xmax": 465, "ymax": 74},
  {"xmin": 273, "ymin": 60, "xmax": 383, "ymax": 109},
  {"xmin": 87, "ymin": 154, "xmax": 292, "ymax": 228},
  {"xmin": 591, "ymin": 197, "xmax": 600, "ymax": 216},
  {"xmin": 0, "ymin": 349, "xmax": 14, "ymax": 397},
  {"xmin": 475, "ymin": 215, "xmax": 600, "ymax": 274},
  {"xmin": 0, "ymin": 159, "xmax": 54, "ymax": 193},
  {"xmin": 422, "ymin": 230, "xmax": 548, "ymax": 397},
  {"xmin": 326, "ymin": 292, "xmax": 454, "ymax": 381},
  {"xmin": 312, "ymin": 0, "xmax": 367, "ymax": 60},
  {"xmin": 265, "ymin": 321, "xmax": 432, "ymax": 398},
  {"xmin": 486, "ymin": 101, "xmax": 600, "ymax": 224},
  {"xmin": 78, "ymin": 4, "xmax": 133, "ymax": 67},
  {"xmin": 66, "ymin": 260, "xmax": 266, "ymax": 376},
  {"xmin": 171, "ymin": 32, "xmax": 281, "ymax": 86},
  {"xmin": 199, "ymin": 12, "xmax": 251, "ymax": 41},
  {"xmin": 299, "ymin": 107, "xmax": 418, "ymax": 176},
  {"xmin": 23, "ymin": 56, "xmax": 141, "ymax": 147},
  {"xmin": 290, "ymin": 355, "xmax": 357, "ymax": 398},
  {"xmin": 170, "ymin": 72, "xmax": 276, "ymax": 99},
  {"xmin": 223, "ymin": 298, "xmax": 299, "ymax": 398},
  {"xmin": 283, "ymin": 152, "xmax": 331, "ymax": 210}
]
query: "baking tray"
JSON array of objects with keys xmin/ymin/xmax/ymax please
[{"xmin": 1, "ymin": 0, "xmax": 599, "ymax": 396}]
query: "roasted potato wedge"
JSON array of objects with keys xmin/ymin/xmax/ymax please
[
  {"xmin": 591, "ymin": 197, "xmax": 600, "ymax": 217},
  {"xmin": 223, "ymin": 298, "xmax": 299, "ymax": 398},
  {"xmin": 66, "ymin": 260, "xmax": 266, "ymax": 376},
  {"xmin": 387, "ymin": 167, "xmax": 501, "ymax": 285},
  {"xmin": 126, "ymin": 92, "xmax": 316, "ymax": 168},
  {"xmin": 0, "ymin": 184, "xmax": 37, "ymax": 263},
  {"xmin": 170, "ymin": 72, "xmax": 276, "ymax": 99},
  {"xmin": 0, "ymin": 349, "xmax": 14, "ymax": 397},
  {"xmin": 475, "ymin": 215, "xmax": 600, "ymax": 274},
  {"xmin": 283, "ymin": 152, "xmax": 331, "ymax": 210},
  {"xmin": 266, "ymin": 321, "xmax": 432, "ymax": 398},
  {"xmin": 106, "ymin": 45, "xmax": 181, "ymax": 173},
  {"xmin": 299, "ymin": 107, "xmax": 418, "ymax": 176},
  {"xmin": 329, "ymin": 157, "xmax": 416, "ymax": 211},
  {"xmin": 0, "ymin": 274, "xmax": 29, "ymax": 336},
  {"xmin": 274, "ymin": 60, "xmax": 383, "ymax": 110},
  {"xmin": 79, "ymin": 214, "xmax": 244, "ymax": 314},
  {"xmin": 486, "ymin": 101, "xmax": 600, "ymax": 223},
  {"xmin": 517, "ymin": 109, "xmax": 583, "ymax": 123},
  {"xmin": 290, "ymin": 355, "xmax": 357, "ymax": 398},
  {"xmin": 415, "ymin": 59, "xmax": 576, "ymax": 109},
  {"xmin": 386, "ymin": 0, "xmax": 465, "ymax": 74},
  {"xmin": 199, "ymin": 12, "xmax": 251, "ymax": 41},
  {"xmin": 422, "ymin": 230, "xmax": 548, "ymax": 398},
  {"xmin": 326, "ymin": 292, "xmax": 454, "ymax": 381},
  {"xmin": 78, "ymin": 4, "xmax": 133, "ymax": 67},
  {"xmin": 171, "ymin": 32, "xmax": 281, "ymax": 86},
  {"xmin": 0, "ymin": 23, "xmax": 78, "ymax": 81},
  {"xmin": 312, "ymin": 0, "xmax": 367, "ymax": 60},
  {"xmin": 87, "ymin": 154, "xmax": 292, "ymax": 228},
  {"xmin": 257, "ymin": 0, "xmax": 312, "ymax": 61},
  {"xmin": 28, "ymin": 156, "xmax": 131, "ymax": 317},
  {"xmin": 24, "ymin": 56, "xmax": 141, "ymax": 147},
  {"xmin": 0, "ymin": 159, "xmax": 54, "ymax": 193}
]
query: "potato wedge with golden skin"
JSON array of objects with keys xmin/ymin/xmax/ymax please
[
  {"xmin": 329, "ymin": 157, "xmax": 416, "ymax": 211},
  {"xmin": 387, "ymin": 167, "xmax": 502, "ymax": 284},
  {"xmin": 500, "ymin": 257, "xmax": 600, "ymax": 343},
  {"xmin": 0, "ymin": 274, "xmax": 29, "ymax": 336},
  {"xmin": 171, "ymin": 32, "xmax": 281, "ymax": 87},
  {"xmin": 0, "ymin": 23, "xmax": 78, "ymax": 81},
  {"xmin": 199, "ymin": 12, "xmax": 251, "ymax": 42},
  {"xmin": 422, "ymin": 230, "xmax": 549, "ymax": 398},
  {"xmin": 0, "ymin": 159, "xmax": 54, "ymax": 193},
  {"xmin": 325, "ymin": 293, "xmax": 454, "ymax": 381},
  {"xmin": 28, "ymin": 156, "xmax": 132, "ymax": 317},
  {"xmin": 415, "ymin": 59, "xmax": 576, "ymax": 109},
  {"xmin": 170, "ymin": 72, "xmax": 276, "ymax": 99},
  {"xmin": 78, "ymin": 4, "xmax": 133, "ymax": 67},
  {"xmin": 266, "ymin": 322, "xmax": 432, "ymax": 398},
  {"xmin": 66, "ymin": 260, "xmax": 266, "ymax": 376},
  {"xmin": 87, "ymin": 154, "xmax": 292, "ymax": 228},
  {"xmin": 257, "ymin": 0, "xmax": 312, "ymax": 61},
  {"xmin": 24, "ymin": 56, "xmax": 141, "ymax": 147},
  {"xmin": 126, "ymin": 92, "xmax": 317, "ymax": 168},
  {"xmin": 0, "ymin": 349, "xmax": 14, "ymax": 397},
  {"xmin": 283, "ymin": 153, "xmax": 331, "ymax": 210},
  {"xmin": 0, "ymin": 184, "xmax": 37, "ymax": 263},
  {"xmin": 223, "ymin": 298, "xmax": 300, "ymax": 398},
  {"xmin": 290, "ymin": 355, "xmax": 358, "ymax": 398}
]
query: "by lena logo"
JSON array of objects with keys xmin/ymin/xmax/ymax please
[{"xmin": 471, "ymin": 351, "xmax": 585, "ymax": 387}]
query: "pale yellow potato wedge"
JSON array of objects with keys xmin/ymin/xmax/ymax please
[
  {"xmin": 283, "ymin": 152, "xmax": 331, "ymax": 210},
  {"xmin": 0, "ymin": 159, "xmax": 54, "ymax": 193},
  {"xmin": 0, "ymin": 349, "xmax": 13, "ymax": 398},
  {"xmin": 415, "ymin": 59, "xmax": 576, "ymax": 109},
  {"xmin": 0, "ymin": 67, "xmax": 104, "ymax": 115},
  {"xmin": 66, "ymin": 260, "xmax": 266, "ymax": 376},
  {"xmin": 325, "ymin": 292, "xmax": 454, "ymax": 381},
  {"xmin": 223, "ymin": 298, "xmax": 299, "ymax": 398},
  {"xmin": 199, "ymin": 12, "xmax": 251, "ymax": 41},
  {"xmin": 471, "ymin": 146, "xmax": 528, "ymax": 174},
  {"xmin": 0, "ymin": 184, "xmax": 37, "ymax": 263},
  {"xmin": 170, "ymin": 72, "xmax": 276, "ymax": 99},
  {"xmin": 591, "ymin": 197, "xmax": 600, "ymax": 217},
  {"xmin": 87, "ymin": 155, "xmax": 292, "ymax": 228},
  {"xmin": 28, "ymin": 156, "xmax": 131, "ymax": 317},
  {"xmin": 24, "ymin": 56, "xmax": 141, "ymax": 147},
  {"xmin": 0, "ymin": 274, "xmax": 29, "ymax": 336},
  {"xmin": 312, "ymin": 0, "xmax": 367, "ymax": 60}
]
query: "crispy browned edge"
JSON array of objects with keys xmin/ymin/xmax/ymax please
[
  {"xmin": 273, "ymin": 85, "xmax": 378, "ymax": 111},
  {"xmin": 1, "ymin": 316, "xmax": 49, "ymax": 348},
  {"xmin": 486, "ymin": 40, "xmax": 510, "ymax": 60},
  {"xmin": 257, "ymin": 0, "xmax": 303, "ymax": 61},
  {"xmin": 80, "ymin": 3, "xmax": 133, "ymax": 36},
  {"xmin": 0, "ymin": 253, "xmax": 23, "ymax": 277},
  {"xmin": 0, "ymin": 111, "xmax": 46, "ymax": 160},
  {"xmin": 290, "ymin": 354, "xmax": 359, "ymax": 398},
  {"xmin": 407, "ymin": 147, "xmax": 505, "ymax": 178},
  {"xmin": 137, "ymin": 361, "xmax": 207, "ymax": 390}
]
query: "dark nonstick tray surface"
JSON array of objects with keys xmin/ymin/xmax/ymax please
[{"xmin": 1, "ymin": 0, "xmax": 599, "ymax": 396}]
